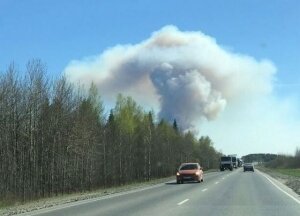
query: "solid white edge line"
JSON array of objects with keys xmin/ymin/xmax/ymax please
[
  {"xmin": 177, "ymin": 199, "xmax": 189, "ymax": 205},
  {"xmin": 257, "ymin": 170, "xmax": 300, "ymax": 205}
]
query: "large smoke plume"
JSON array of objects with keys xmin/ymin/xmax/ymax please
[{"xmin": 64, "ymin": 25, "xmax": 275, "ymax": 131}]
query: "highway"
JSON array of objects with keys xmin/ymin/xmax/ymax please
[{"xmin": 23, "ymin": 169, "xmax": 300, "ymax": 216}]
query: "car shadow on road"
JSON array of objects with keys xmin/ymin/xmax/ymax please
[
  {"xmin": 165, "ymin": 181, "xmax": 200, "ymax": 185},
  {"xmin": 165, "ymin": 182, "xmax": 178, "ymax": 185}
]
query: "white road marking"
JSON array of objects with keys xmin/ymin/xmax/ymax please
[
  {"xmin": 177, "ymin": 199, "xmax": 189, "ymax": 205},
  {"xmin": 202, "ymin": 188, "xmax": 208, "ymax": 192},
  {"xmin": 258, "ymin": 170, "xmax": 300, "ymax": 205},
  {"xmin": 215, "ymin": 181, "xmax": 219, "ymax": 184},
  {"xmin": 222, "ymin": 177, "xmax": 225, "ymax": 180}
]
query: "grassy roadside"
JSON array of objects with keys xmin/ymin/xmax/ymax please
[
  {"xmin": 257, "ymin": 166, "xmax": 300, "ymax": 195},
  {"xmin": 273, "ymin": 168, "xmax": 300, "ymax": 177},
  {"xmin": 257, "ymin": 166, "xmax": 300, "ymax": 177}
]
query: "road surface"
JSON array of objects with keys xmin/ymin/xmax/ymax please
[{"xmin": 22, "ymin": 169, "xmax": 300, "ymax": 216}]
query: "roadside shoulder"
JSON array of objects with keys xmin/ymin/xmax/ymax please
[
  {"xmin": 256, "ymin": 168, "xmax": 300, "ymax": 204},
  {"xmin": 256, "ymin": 167, "xmax": 300, "ymax": 195}
]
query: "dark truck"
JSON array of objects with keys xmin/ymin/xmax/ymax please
[
  {"xmin": 219, "ymin": 156, "xmax": 233, "ymax": 171},
  {"xmin": 232, "ymin": 156, "xmax": 237, "ymax": 168},
  {"xmin": 237, "ymin": 158, "xmax": 243, "ymax": 167}
]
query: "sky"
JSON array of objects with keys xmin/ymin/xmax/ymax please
[{"xmin": 1, "ymin": 0, "xmax": 300, "ymax": 156}]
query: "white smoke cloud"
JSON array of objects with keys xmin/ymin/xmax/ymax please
[
  {"xmin": 201, "ymin": 94, "xmax": 300, "ymax": 156},
  {"xmin": 64, "ymin": 25, "xmax": 276, "ymax": 131}
]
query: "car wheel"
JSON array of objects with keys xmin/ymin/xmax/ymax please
[
  {"xmin": 177, "ymin": 180, "xmax": 180, "ymax": 184},
  {"xmin": 201, "ymin": 178, "xmax": 204, "ymax": 182}
]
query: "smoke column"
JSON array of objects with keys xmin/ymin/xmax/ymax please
[{"xmin": 64, "ymin": 25, "xmax": 276, "ymax": 131}]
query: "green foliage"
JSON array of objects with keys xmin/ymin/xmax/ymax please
[
  {"xmin": 242, "ymin": 153, "xmax": 277, "ymax": 163},
  {"xmin": 0, "ymin": 60, "xmax": 222, "ymax": 205},
  {"xmin": 88, "ymin": 82, "xmax": 105, "ymax": 124},
  {"xmin": 247, "ymin": 148, "xmax": 300, "ymax": 169},
  {"xmin": 172, "ymin": 119, "xmax": 178, "ymax": 133},
  {"xmin": 264, "ymin": 152, "xmax": 300, "ymax": 169},
  {"xmin": 195, "ymin": 136, "xmax": 221, "ymax": 169}
]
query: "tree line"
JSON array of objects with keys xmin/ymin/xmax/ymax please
[
  {"xmin": 242, "ymin": 153, "xmax": 277, "ymax": 163},
  {"xmin": 264, "ymin": 148, "xmax": 300, "ymax": 169},
  {"xmin": 242, "ymin": 150, "xmax": 300, "ymax": 169},
  {"xmin": 0, "ymin": 60, "xmax": 222, "ymax": 203}
]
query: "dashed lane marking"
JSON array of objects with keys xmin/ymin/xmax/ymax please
[{"xmin": 177, "ymin": 199, "xmax": 189, "ymax": 205}]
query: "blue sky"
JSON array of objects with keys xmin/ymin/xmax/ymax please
[
  {"xmin": 1, "ymin": 0, "xmax": 299, "ymax": 88},
  {"xmin": 1, "ymin": 0, "xmax": 300, "ymax": 155}
]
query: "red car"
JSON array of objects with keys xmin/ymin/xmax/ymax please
[{"xmin": 176, "ymin": 163, "xmax": 204, "ymax": 184}]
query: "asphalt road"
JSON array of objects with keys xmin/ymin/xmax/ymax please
[{"xmin": 24, "ymin": 169, "xmax": 300, "ymax": 216}]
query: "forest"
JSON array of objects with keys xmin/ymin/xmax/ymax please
[
  {"xmin": 264, "ymin": 149, "xmax": 300, "ymax": 169},
  {"xmin": 0, "ymin": 60, "xmax": 222, "ymax": 203},
  {"xmin": 242, "ymin": 151, "xmax": 300, "ymax": 168},
  {"xmin": 242, "ymin": 153, "xmax": 277, "ymax": 163}
]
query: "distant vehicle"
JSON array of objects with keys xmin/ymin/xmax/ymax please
[
  {"xmin": 220, "ymin": 156, "xmax": 233, "ymax": 171},
  {"xmin": 228, "ymin": 154, "xmax": 238, "ymax": 168},
  {"xmin": 232, "ymin": 156, "xmax": 237, "ymax": 168},
  {"xmin": 237, "ymin": 158, "xmax": 243, "ymax": 167},
  {"xmin": 176, "ymin": 163, "xmax": 203, "ymax": 184},
  {"xmin": 243, "ymin": 163, "xmax": 254, "ymax": 172}
]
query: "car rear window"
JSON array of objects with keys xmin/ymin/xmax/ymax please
[
  {"xmin": 180, "ymin": 164, "xmax": 198, "ymax": 170},
  {"xmin": 221, "ymin": 157, "xmax": 231, "ymax": 162}
]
